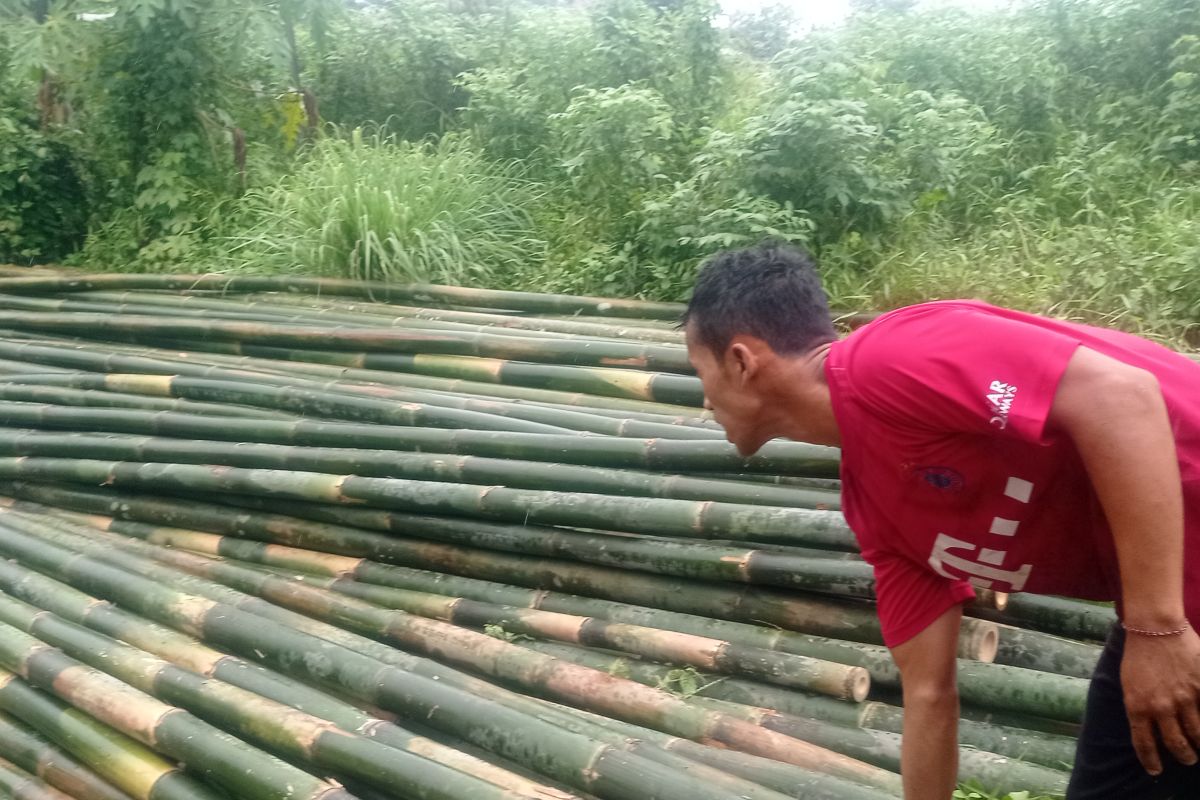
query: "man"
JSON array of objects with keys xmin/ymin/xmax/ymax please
[{"xmin": 682, "ymin": 243, "xmax": 1200, "ymax": 799}]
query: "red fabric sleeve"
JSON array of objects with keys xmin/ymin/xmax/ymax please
[
  {"xmin": 848, "ymin": 303, "xmax": 1081, "ymax": 443},
  {"xmin": 872, "ymin": 550, "xmax": 977, "ymax": 647}
]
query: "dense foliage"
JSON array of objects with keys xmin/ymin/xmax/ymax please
[{"xmin": 1, "ymin": 0, "xmax": 1198, "ymax": 342}]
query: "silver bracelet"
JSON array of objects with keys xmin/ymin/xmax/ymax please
[{"xmin": 1121, "ymin": 620, "xmax": 1192, "ymax": 637}]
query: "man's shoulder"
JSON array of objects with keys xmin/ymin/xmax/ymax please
[
  {"xmin": 856, "ymin": 299, "xmax": 1004, "ymax": 333},
  {"xmin": 836, "ymin": 299, "xmax": 997, "ymax": 364}
]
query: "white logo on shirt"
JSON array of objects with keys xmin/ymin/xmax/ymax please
[
  {"xmin": 986, "ymin": 380, "xmax": 1017, "ymax": 429},
  {"xmin": 925, "ymin": 475, "xmax": 1036, "ymax": 591},
  {"xmin": 928, "ymin": 533, "xmax": 1032, "ymax": 591}
]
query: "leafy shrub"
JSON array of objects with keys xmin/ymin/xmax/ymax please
[
  {"xmin": 0, "ymin": 108, "xmax": 89, "ymax": 264},
  {"xmin": 551, "ymin": 84, "xmax": 677, "ymax": 222},
  {"xmin": 740, "ymin": 56, "xmax": 999, "ymax": 244},
  {"xmin": 228, "ymin": 129, "xmax": 545, "ymax": 285}
]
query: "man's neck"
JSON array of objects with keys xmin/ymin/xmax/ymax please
[{"xmin": 764, "ymin": 342, "xmax": 842, "ymax": 448}]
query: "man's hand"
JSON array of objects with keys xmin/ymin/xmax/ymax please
[{"xmin": 1122, "ymin": 627, "xmax": 1200, "ymax": 774}]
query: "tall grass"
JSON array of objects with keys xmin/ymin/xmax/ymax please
[
  {"xmin": 820, "ymin": 178, "xmax": 1200, "ymax": 346},
  {"xmin": 229, "ymin": 130, "xmax": 546, "ymax": 285}
]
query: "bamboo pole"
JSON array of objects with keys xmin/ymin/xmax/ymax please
[
  {"xmin": 3, "ymin": 371, "xmax": 719, "ymax": 440},
  {"xmin": 0, "ymin": 672, "xmax": 225, "ymax": 800},
  {"xmin": 0, "ymin": 485, "xmax": 1003, "ymax": 671},
  {"xmin": 0, "ymin": 755, "xmax": 77, "ymax": 800},
  {"xmin": 223, "ymin": 292, "xmax": 686, "ymax": 343},
  {"xmin": 13, "ymin": 495, "xmax": 1046, "ymax": 726},
  {"xmin": 969, "ymin": 595, "xmax": 1115, "ymax": 643},
  {"xmin": 1, "ymin": 374, "xmax": 573, "ymax": 434},
  {"xmin": 106, "ymin": 525, "xmax": 868, "ymax": 700},
  {"xmin": 0, "ymin": 274, "xmax": 688, "ymax": 320},
  {"xmin": 0, "ymin": 593, "xmax": 549, "ymax": 800},
  {"xmin": 512, "ymin": 641, "xmax": 1077, "ymax": 771},
  {"xmin": 0, "ymin": 337, "xmax": 710, "ymax": 417},
  {"xmin": 0, "ymin": 404, "xmax": 839, "ymax": 475},
  {"xmin": 542, "ymin": 703, "xmax": 899, "ymax": 800},
  {"xmin": 0, "ymin": 516, "xmax": 859, "ymax": 800},
  {"xmin": 991, "ymin": 624, "xmax": 1102, "ymax": 679},
  {"xmin": 0, "ymin": 312, "xmax": 695, "ymax": 373},
  {"xmin": 0, "ymin": 622, "xmax": 356, "ymax": 800},
  {"xmin": 0, "ymin": 430, "xmax": 836, "ymax": 509},
  {"xmin": 0, "ymin": 711, "xmax": 134, "ymax": 800},
  {"xmin": 0, "ymin": 383, "xmax": 293, "ymax": 419},
  {"xmin": 0, "ymin": 559, "xmax": 583, "ymax": 800},
  {"xmin": 0, "ymin": 458, "xmax": 857, "ymax": 549}
]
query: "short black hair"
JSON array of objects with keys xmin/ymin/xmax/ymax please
[{"xmin": 683, "ymin": 243, "xmax": 836, "ymax": 356}]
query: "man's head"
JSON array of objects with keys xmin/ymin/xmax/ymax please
[{"xmin": 683, "ymin": 243, "xmax": 837, "ymax": 454}]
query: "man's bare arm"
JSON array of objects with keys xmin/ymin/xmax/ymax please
[
  {"xmin": 892, "ymin": 603, "xmax": 963, "ymax": 799},
  {"xmin": 1049, "ymin": 345, "xmax": 1200, "ymax": 773}
]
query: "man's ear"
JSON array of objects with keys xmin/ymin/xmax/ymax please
[{"xmin": 727, "ymin": 341, "xmax": 759, "ymax": 384}]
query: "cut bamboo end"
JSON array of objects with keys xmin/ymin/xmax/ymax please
[
  {"xmin": 974, "ymin": 589, "xmax": 1008, "ymax": 610},
  {"xmin": 847, "ymin": 666, "xmax": 871, "ymax": 703},
  {"xmin": 959, "ymin": 619, "xmax": 1000, "ymax": 663}
]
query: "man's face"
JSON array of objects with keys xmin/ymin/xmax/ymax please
[{"xmin": 685, "ymin": 322, "xmax": 773, "ymax": 456}]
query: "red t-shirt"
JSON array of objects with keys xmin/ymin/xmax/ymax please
[{"xmin": 826, "ymin": 300, "xmax": 1200, "ymax": 647}]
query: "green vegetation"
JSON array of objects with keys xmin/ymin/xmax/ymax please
[
  {"xmin": 230, "ymin": 131, "xmax": 545, "ymax": 283},
  {"xmin": 1, "ymin": 0, "xmax": 1198, "ymax": 344}
]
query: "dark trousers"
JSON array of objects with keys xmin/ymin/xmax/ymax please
[{"xmin": 1067, "ymin": 626, "xmax": 1200, "ymax": 799}]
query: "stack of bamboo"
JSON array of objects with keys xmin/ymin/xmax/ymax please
[{"xmin": 0, "ymin": 274, "xmax": 1109, "ymax": 800}]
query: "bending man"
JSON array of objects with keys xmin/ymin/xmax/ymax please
[{"xmin": 683, "ymin": 243, "xmax": 1200, "ymax": 799}]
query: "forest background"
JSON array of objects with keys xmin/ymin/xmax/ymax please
[{"xmin": 1, "ymin": 0, "xmax": 1198, "ymax": 343}]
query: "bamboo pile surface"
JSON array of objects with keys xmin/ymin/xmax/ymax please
[{"xmin": 0, "ymin": 274, "xmax": 1111, "ymax": 800}]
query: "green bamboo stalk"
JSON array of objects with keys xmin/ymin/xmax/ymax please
[
  {"xmin": 2, "ymin": 374, "xmax": 572, "ymax": 434},
  {"xmin": 4, "ymin": 371, "xmax": 712, "ymax": 439},
  {"xmin": 856, "ymin": 703, "xmax": 1077, "ymax": 771},
  {"xmin": 0, "ymin": 312, "xmax": 695, "ymax": 373},
  {"xmin": 214, "ymin": 493, "xmax": 873, "ymax": 607},
  {"xmin": 0, "ymin": 275, "xmax": 687, "ymax": 320},
  {"xmin": 0, "ymin": 404, "xmax": 837, "ymax": 475},
  {"xmin": 331, "ymin": 352, "xmax": 704, "ymax": 406},
  {"xmin": 483, "ymin": 397, "xmax": 720, "ymax": 432},
  {"xmin": 0, "ymin": 672, "xmax": 223, "ymax": 800},
  {"xmin": 0, "ymin": 383, "xmax": 292, "ymax": 420},
  {"xmin": 680, "ymin": 691, "xmax": 1070, "ymax": 794},
  {"xmin": 4, "ymin": 490, "xmax": 1016, "ymax": 723},
  {"xmin": 0, "ymin": 458, "xmax": 856, "ymax": 549},
  {"xmin": 701, "ymin": 473, "xmax": 842, "ymax": 491},
  {"xmin": 66, "ymin": 291, "xmax": 650, "ymax": 345},
  {"xmin": 0, "ymin": 559, "xmax": 584, "ymax": 800},
  {"xmin": 0, "ymin": 485, "xmax": 999, "ymax": 677},
  {"xmin": 957, "ymin": 706, "xmax": 1081, "ymax": 738},
  {"xmin": 4, "ymin": 511, "xmax": 899, "ymax": 793},
  {"xmin": 0, "ymin": 711, "xmax": 133, "ymax": 800},
  {"xmin": 0, "ymin": 337, "xmax": 710, "ymax": 418},
  {"xmin": 0, "ymin": 293, "xmax": 392, "ymax": 330},
  {"xmin": 81, "ymin": 533, "xmax": 880, "ymax": 769},
  {"xmin": 523, "ymin": 642, "xmax": 863, "ymax": 723},
  {"xmin": 0, "ymin": 755, "xmax": 78, "ymax": 800},
  {"xmin": 991, "ymin": 624, "xmax": 1102, "ymax": 679},
  {"xmin": 16, "ymin": 495, "xmax": 1046, "ymax": 726},
  {"xmin": 0, "ymin": 517, "xmax": 853, "ymax": 800},
  {"xmin": 0, "ymin": 453, "xmax": 838, "ymax": 584},
  {"xmin": 0, "ymin": 292, "xmax": 557, "ymax": 338},
  {"xmin": 969, "ymin": 595, "xmax": 1115, "ymax": 642},
  {"xmin": 132, "ymin": 339, "xmax": 706, "ymax": 406},
  {"xmin": 540, "ymin": 702, "xmax": 900, "ymax": 800},
  {"xmin": 109, "ymin": 524, "xmax": 869, "ymax": 700},
  {"xmin": 513, "ymin": 641, "xmax": 1076, "ymax": 772},
  {"xmin": 224, "ymin": 292, "xmax": 685, "ymax": 343},
  {"xmin": 0, "ymin": 594, "xmax": 547, "ymax": 800},
  {"xmin": 0, "ymin": 621, "xmax": 355, "ymax": 800}
]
